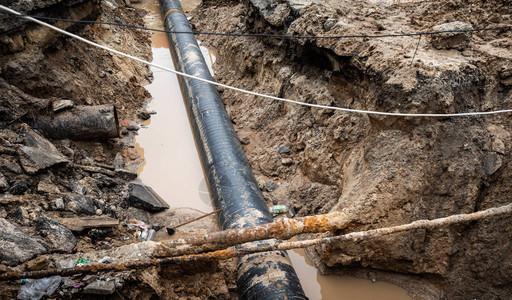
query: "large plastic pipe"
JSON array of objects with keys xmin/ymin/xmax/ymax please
[{"xmin": 158, "ymin": 0, "xmax": 307, "ymax": 298}]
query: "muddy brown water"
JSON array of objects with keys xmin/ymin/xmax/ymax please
[{"xmin": 134, "ymin": 0, "xmax": 416, "ymax": 299}]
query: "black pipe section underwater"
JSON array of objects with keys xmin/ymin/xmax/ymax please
[{"xmin": 158, "ymin": 0, "xmax": 307, "ymax": 299}]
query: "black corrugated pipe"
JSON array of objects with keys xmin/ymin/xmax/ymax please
[{"xmin": 158, "ymin": 0, "xmax": 307, "ymax": 299}]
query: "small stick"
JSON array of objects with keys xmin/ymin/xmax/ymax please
[{"xmin": 166, "ymin": 209, "xmax": 223, "ymax": 235}]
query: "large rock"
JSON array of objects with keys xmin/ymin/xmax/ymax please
[
  {"xmin": 127, "ymin": 183, "xmax": 169, "ymax": 212},
  {"xmin": 35, "ymin": 213, "xmax": 77, "ymax": 252},
  {"xmin": 430, "ymin": 21, "xmax": 473, "ymax": 50},
  {"xmin": 17, "ymin": 125, "xmax": 68, "ymax": 174},
  {"xmin": 63, "ymin": 194, "xmax": 97, "ymax": 215},
  {"xmin": 0, "ymin": 218, "xmax": 46, "ymax": 266}
]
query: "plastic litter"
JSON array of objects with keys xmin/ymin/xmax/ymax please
[
  {"xmin": 75, "ymin": 258, "xmax": 89, "ymax": 266},
  {"xmin": 269, "ymin": 205, "xmax": 288, "ymax": 216},
  {"xmin": 140, "ymin": 228, "xmax": 149, "ymax": 240},
  {"xmin": 98, "ymin": 256, "xmax": 112, "ymax": 264},
  {"xmin": 73, "ymin": 282, "xmax": 85, "ymax": 288},
  {"xmin": 146, "ymin": 229, "xmax": 155, "ymax": 241},
  {"xmin": 95, "ymin": 240, "xmax": 114, "ymax": 250},
  {"xmin": 17, "ymin": 275, "xmax": 62, "ymax": 300}
]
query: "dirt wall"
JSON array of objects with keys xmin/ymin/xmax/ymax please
[{"xmin": 190, "ymin": 0, "xmax": 512, "ymax": 299}]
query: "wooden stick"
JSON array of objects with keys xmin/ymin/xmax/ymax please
[{"xmin": 167, "ymin": 209, "xmax": 223, "ymax": 231}]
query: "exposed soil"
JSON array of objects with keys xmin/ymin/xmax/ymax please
[
  {"xmin": 1, "ymin": 0, "xmax": 511, "ymax": 299},
  {"xmin": 0, "ymin": 0, "xmax": 236, "ymax": 298},
  {"xmin": 188, "ymin": 0, "xmax": 512, "ymax": 299}
]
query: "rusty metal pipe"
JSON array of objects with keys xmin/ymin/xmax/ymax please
[{"xmin": 2, "ymin": 202, "xmax": 510, "ymax": 281}]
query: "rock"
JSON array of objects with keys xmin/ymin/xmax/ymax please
[
  {"xmin": 115, "ymin": 168, "xmax": 137, "ymax": 180},
  {"xmin": 278, "ymin": 145, "xmax": 291, "ymax": 154},
  {"xmin": 57, "ymin": 259, "xmax": 75, "ymax": 269},
  {"xmin": 0, "ymin": 171, "xmax": 8, "ymax": 192},
  {"xmin": 265, "ymin": 180, "xmax": 279, "ymax": 192},
  {"xmin": 281, "ymin": 157, "xmax": 293, "ymax": 166},
  {"xmin": 8, "ymin": 179, "xmax": 28, "ymax": 195},
  {"xmin": 0, "ymin": 155, "xmax": 23, "ymax": 174},
  {"xmin": 71, "ymin": 177, "xmax": 99, "ymax": 195},
  {"xmin": 323, "ymin": 18, "xmax": 337, "ymax": 31},
  {"xmin": 63, "ymin": 194, "xmax": 97, "ymax": 215},
  {"xmin": 55, "ymin": 198, "xmax": 65, "ymax": 210},
  {"xmin": 37, "ymin": 179, "xmax": 60, "ymax": 194},
  {"xmin": 113, "ymin": 152, "xmax": 125, "ymax": 169},
  {"xmin": 483, "ymin": 153, "xmax": 502, "ymax": 176},
  {"xmin": 240, "ymin": 137, "xmax": 250, "ymax": 145},
  {"xmin": 138, "ymin": 111, "xmax": 151, "ymax": 120},
  {"xmin": 83, "ymin": 280, "xmax": 116, "ymax": 295},
  {"xmin": 127, "ymin": 183, "xmax": 169, "ymax": 212},
  {"xmin": 52, "ymin": 99, "xmax": 75, "ymax": 112},
  {"xmin": 35, "ymin": 212, "xmax": 77, "ymax": 252},
  {"xmin": 0, "ymin": 218, "xmax": 46, "ymax": 266},
  {"xmin": 430, "ymin": 21, "xmax": 473, "ymax": 50},
  {"xmin": 25, "ymin": 256, "xmax": 49, "ymax": 271},
  {"xmin": 17, "ymin": 125, "xmax": 69, "ymax": 174},
  {"xmin": 119, "ymin": 207, "xmax": 151, "ymax": 224},
  {"xmin": 125, "ymin": 123, "xmax": 139, "ymax": 131},
  {"xmin": 10, "ymin": 206, "xmax": 31, "ymax": 226}
]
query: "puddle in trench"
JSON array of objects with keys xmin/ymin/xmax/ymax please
[
  {"xmin": 134, "ymin": 0, "xmax": 214, "ymax": 213},
  {"xmin": 288, "ymin": 237, "xmax": 415, "ymax": 300},
  {"xmin": 134, "ymin": 0, "xmax": 416, "ymax": 298}
]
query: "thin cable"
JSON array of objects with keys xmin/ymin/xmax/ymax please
[
  {"xmin": 1, "ymin": 4, "xmax": 512, "ymax": 117},
  {"xmin": 1, "ymin": 10, "xmax": 511, "ymax": 40}
]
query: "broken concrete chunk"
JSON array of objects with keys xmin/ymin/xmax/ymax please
[
  {"xmin": 52, "ymin": 99, "xmax": 75, "ymax": 112},
  {"xmin": 35, "ymin": 212, "xmax": 77, "ymax": 252},
  {"xmin": 0, "ymin": 218, "xmax": 46, "ymax": 266},
  {"xmin": 17, "ymin": 125, "xmax": 69, "ymax": 174},
  {"xmin": 0, "ymin": 171, "xmax": 8, "ymax": 192},
  {"xmin": 63, "ymin": 194, "xmax": 97, "ymax": 215},
  {"xmin": 83, "ymin": 280, "xmax": 116, "ymax": 295},
  {"xmin": 127, "ymin": 183, "xmax": 169, "ymax": 212},
  {"xmin": 431, "ymin": 21, "xmax": 473, "ymax": 50}
]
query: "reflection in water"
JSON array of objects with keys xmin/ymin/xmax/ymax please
[
  {"xmin": 134, "ymin": 0, "xmax": 214, "ymax": 213},
  {"xmin": 288, "ymin": 241, "xmax": 414, "ymax": 300}
]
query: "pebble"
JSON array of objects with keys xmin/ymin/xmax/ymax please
[
  {"xmin": 281, "ymin": 158, "xmax": 293, "ymax": 166},
  {"xmin": 278, "ymin": 145, "xmax": 291, "ymax": 154},
  {"xmin": 55, "ymin": 198, "xmax": 65, "ymax": 210}
]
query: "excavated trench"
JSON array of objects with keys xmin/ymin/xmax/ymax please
[
  {"xmin": 132, "ymin": 0, "xmax": 415, "ymax": 298},
  {"xmin": 1, "ymin": 0, "xmax": 511, "ymax": 299}
]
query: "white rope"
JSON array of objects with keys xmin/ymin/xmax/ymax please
[{"xmin": 2, "ymin": 4, "xmax": 511, "ymax": 118}]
